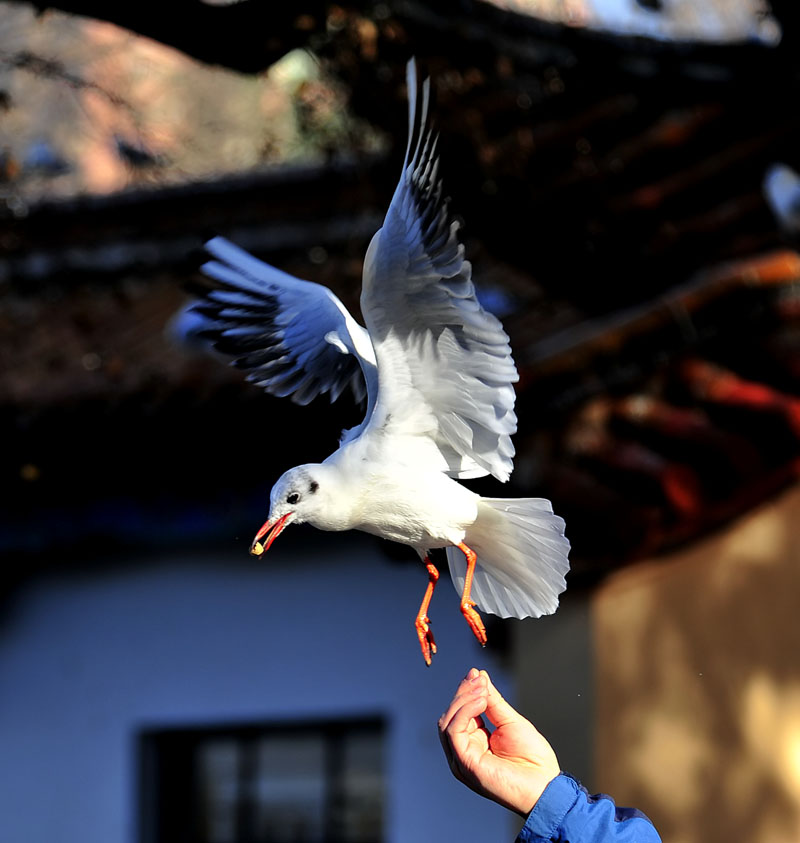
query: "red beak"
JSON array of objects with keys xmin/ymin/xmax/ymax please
[{"xmin": 250, "ymin": 512, "xmax": 292, "ymax": 556}]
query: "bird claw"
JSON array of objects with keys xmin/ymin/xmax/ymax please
[
  {"xmin": 415, "ymin": 615, "xmax": 437, "ymax": 666},
  {"xmin": 461, "ymin": 600, "xmax": 487, "ymax": 648}
]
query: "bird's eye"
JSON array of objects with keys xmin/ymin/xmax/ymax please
[{"xmin": 286, "ymin": 492, "xmax": 300, "ymax": 505}]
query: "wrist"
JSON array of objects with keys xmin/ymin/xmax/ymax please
[{"xmin": 515, "ymin": 770, "xmax": 561, "ymax": 817}]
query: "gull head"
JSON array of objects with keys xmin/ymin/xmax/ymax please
[{"xmin": 249, "ymin": 464, "xmax": 328, "ymax": 556}]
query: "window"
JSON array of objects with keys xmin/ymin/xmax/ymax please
[{"xmin": 139, "ymin": 717, "xmax": 385, "ymax": 843}]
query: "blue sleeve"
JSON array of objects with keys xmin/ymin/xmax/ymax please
[{"xmin": 515, "ymin": 773, "xmax": 662, "ymax": 843}]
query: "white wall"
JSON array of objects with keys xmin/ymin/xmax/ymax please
[{"xmin": 0, "ymin": 532, "xmax": 511, "ymax": 842}]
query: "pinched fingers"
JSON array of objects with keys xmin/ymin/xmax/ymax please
[
  {"xmin": 482, "ymin": 670, "xmax": 524, "ymax": 729},
  {"xmin": 438, "ymin": 668, "xmax": 485, "ymax": 731},
  {"xmin": 438, "ymin": 668, "xmax": 489, "ymax": 759},
  {"xmin": 438, "ymin": 670, "xmax": 492, "ymax": 785}
]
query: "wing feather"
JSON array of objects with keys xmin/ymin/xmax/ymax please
[
  {"xmin": 192, "ymin": 237, "xmax": 377, "ymax": 428},
  {"xmin": 359, "ymin": 60, "xmax": 519, "ymax": 481}
]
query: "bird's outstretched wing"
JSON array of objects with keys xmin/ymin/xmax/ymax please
[
  {"xmin": 359, "ymin": 60, "xmax": 519, "ymax": 482},
  {"xmin": 193, "ymin": 237, "xmax": 377, "ymax": 432}
]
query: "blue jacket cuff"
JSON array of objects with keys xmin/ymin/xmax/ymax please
[{"xmin": 516, "ymin": 774, "xmax": 578, "ymax": 842}]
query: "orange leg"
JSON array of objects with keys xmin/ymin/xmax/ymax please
[
  {"xmin": 415, "ymin": 557, "xmax": 439, "ymax": 666},
  {"xmin": 456, "ymin": 542, "xmax": 487, "ymax": 647}
]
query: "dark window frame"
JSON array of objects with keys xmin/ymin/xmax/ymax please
[{"xmin": 138, "ymin": 715, "xmax": 385, "ymax": 843}]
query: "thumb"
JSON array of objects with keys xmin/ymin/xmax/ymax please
[{"xmin": 482, "ymin": 670, "xmax": 523, "ymax": 728}]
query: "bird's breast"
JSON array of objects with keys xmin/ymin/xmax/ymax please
[{"xmin": 351, "ymin": 469, "xmax": 479, "ymax": 549}]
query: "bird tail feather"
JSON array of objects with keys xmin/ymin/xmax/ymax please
[{"xmin": 446, "ymin": 498, "xmax": 570, "ymax": 619}]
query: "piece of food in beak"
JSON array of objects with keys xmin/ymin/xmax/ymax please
[{"xmin": 249, "ymin": 512, "xmax": 292, "ymax": 557}]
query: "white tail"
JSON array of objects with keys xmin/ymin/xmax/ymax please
[{"xmin": 446, "ymin": 498, "xmax": 570, "ymax": 619}]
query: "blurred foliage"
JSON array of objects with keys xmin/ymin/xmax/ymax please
[{"xmin": 0, "ymin": 3, "xmax": 385, "ymax": 208}]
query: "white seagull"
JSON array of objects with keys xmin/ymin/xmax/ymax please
[{"xmin": 191, "ymin": 60, "xmax": 570, "ymax": 664}]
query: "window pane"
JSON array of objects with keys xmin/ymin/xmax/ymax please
[
  {"xmin": 338, "ymin": 731, "xmax": 384, "ymax": 843},
  {"xmin": 196, "ymin": 739, "xmax": 241, "ymax": 843},
  {"xmin": 252, "ymin": 734, "xmax": 326, "ymax": 843}
]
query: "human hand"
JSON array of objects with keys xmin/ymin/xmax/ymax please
[{"xmin": 438, "ymin": 667, "xmax": 560, "ymax": 817}]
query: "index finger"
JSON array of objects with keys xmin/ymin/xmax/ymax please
[{"xmin": 437, "ymin": 668, "xmax": 484, "ymax": 734}]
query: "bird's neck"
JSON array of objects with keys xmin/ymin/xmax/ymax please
[
  {"xmin": 314, "ymin": 446, "xmax": 378, "ymax": 531},
  {"xmin": 302, "ymin": 458, "xmax": 363, "ymax": 532}
]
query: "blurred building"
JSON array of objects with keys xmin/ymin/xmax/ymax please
[{"xmin": 0, "ymin": 533, "xmax": 513, "ymax": 842}]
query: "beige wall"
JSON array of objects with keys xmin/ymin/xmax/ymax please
[
  {"xmin": 512, "ymin": 586, "xmax": 594, "ymax": 840},
  {"xmin": 593, "ymin": 482, "xmax": 800, "ymax": 843},
  {"xmin": 514, "ymin": 588, "xmax": 595, "ymax": 785}
]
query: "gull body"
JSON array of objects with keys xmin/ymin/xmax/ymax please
[
  {"xmin": 269, "ymin": 444, "xmax": 480, "ymax": 549},
  {"xmin": 191, "ymin": 60, "xmax": 570, "ymax": 663}
]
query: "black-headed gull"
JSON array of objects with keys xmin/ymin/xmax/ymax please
[{"xmin": 191, "ymin": 60, "xmax": 570, "ymax": 664}]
